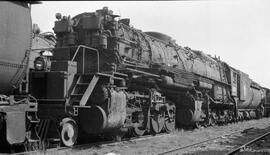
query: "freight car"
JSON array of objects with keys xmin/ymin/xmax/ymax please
[
  {"xmin": 0, "ymin": 1, "xmax": 56, "ymax": 152},
  {"xmin": 29, "ymin": 7, "xmax": 266, "ymax": 147}
]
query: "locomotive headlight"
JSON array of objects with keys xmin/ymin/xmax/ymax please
[{"xmin": 34, "ymin": 56, "xmax": 46, "ymax": 71}]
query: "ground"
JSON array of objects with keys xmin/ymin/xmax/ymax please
[{"xmin": 32, "ymin": 117, "xmax": 270, "ymax": 155}]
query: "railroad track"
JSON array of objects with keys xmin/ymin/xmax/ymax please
[
  {"xmin": 224, "ymin": 131, "xmax": 270, "ymax": 155},
  {"xmin": 157, "ymin": 128, "xmax": 254, "ymax": 155},
  {"xmin": 12, "ymin": 133, "xmax": 169, "ymax": 155},
  {"xmin": 11, "ymin": 125, "xmax": 270, "ymax": 155},
  {"xmin": 157, "ymin": 127, "xmax": 270, "ymax": 155}
]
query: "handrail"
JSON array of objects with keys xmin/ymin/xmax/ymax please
[
  {"xmin": 31, "ymin": 45, "xmax": 100, "ymax": 73},
  {"xmin": 71, "ymin": 45, "xmax": 99, "ymax": 73}
]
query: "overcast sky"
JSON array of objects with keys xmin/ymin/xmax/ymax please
[{"xmin": 31, "ymin": 0, "xmax": 270, "ymax": 88}]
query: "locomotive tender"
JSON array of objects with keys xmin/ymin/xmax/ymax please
[
  {"xmin": 0, "ymin": 1, "xmax": 39, "ymax": 151},
  {"xmin": 29, "ymin": 7, "xmax": 266, "ymax": 147},
  {"xmin": 0, "ymin": 3, "xmax": 267, "ymax": 151},
  {"xmin": 0, "ymin": 1, "xmax": 56, "ymax": 152}
]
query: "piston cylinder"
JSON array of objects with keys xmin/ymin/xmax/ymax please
[
  {"xmin": 79, "ymin": 89, "xmax": 126, "ymax": 134},
  {"xmin": 176, "ymin": 100, "xmax": 203, "ymax": 125}
]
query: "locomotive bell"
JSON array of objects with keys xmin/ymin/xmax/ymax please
[
  {"xmin": 103, "ymin": 6, "xmax": 108, "ymax": 11},
  {"xmin": 55, "ymin": 13, "xmax": 62, "ymax": 20}
]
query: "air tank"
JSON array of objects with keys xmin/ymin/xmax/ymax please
[{"xmin": 0, "ymin": 2, "xmax": 32, "ymax": 93}]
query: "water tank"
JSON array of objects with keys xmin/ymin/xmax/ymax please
[{"xmin": 0, "ymin": 2, "xmax": 32, "ymax": 93}]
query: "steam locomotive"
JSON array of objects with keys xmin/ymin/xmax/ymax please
[
  {"xmin": 29, "ymin": 7, "xmax": 267, "ymax": 146},
  {"xmin": 0, "ymin": 3, "xmax": 268, "ymax": 152}
]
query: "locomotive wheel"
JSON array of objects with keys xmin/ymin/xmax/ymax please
[
  {"xmin": 133, "ymin": 112, "xmax": 146, "ymax": 136},
  {"xmin": 133, "ymin": 126, "xmax": 146, "ymax": 136},
  {"xmin": 164, "ymin": 104, "xmax": 176, "ymax": 133},
  {"xmin": 164, "ymin": 118, "xmax": 175, "ymax": 133},
  {"xmin": 151, "ymin": 111, "xmax": 165, "ymax": 134},
  {"xmin": 60, "ymin": 119, "xmax": 78, "ymax": 147}
]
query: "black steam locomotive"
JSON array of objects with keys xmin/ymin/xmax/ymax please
[
  {"xmin": 29, "ymin": 7, "xmax": 267, "ymax": 147},
  {"xmin": 0, "ymin": 3, "xmax": 268, "ymax": 152}
]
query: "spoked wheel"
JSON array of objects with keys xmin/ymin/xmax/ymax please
[
  {"xmin": 133, "ymin": 126, "xmax": 146, "ymax": 136},
  {"xmin": 164, "ymin": 104, "xmax": 176, "ymax": 133},
  {"xmin": 133, "ymin": 112, "xmax": 146, "ymax": 136},
  {"xmin": 151, "ymin": 111, "xmax": 165, "ymax": 134},
  {"xmin": 60, "ymin": 118, "xmax": 78, "ymax": 147}
]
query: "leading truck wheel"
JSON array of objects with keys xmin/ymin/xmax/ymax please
[
  {"xmin": 60, "ymin": 118, "xmax": 78, "ymax": 147},
  {"xmin": 133, "ymin": 111, "xmax": 146, "ymax": 136}
]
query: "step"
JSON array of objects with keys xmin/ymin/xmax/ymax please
[
  {"xmin": 71, "ymin": 94, "xmax": 84, "ymax": 97},
  {"xmin": 29, "ymin": 120, "xmax": 40, "ymax": 123},
  {"xmin": 76, "ymin": 83, "xmax": 89, "ymax": 86}
]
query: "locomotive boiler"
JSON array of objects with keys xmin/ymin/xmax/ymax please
[{"xmin": 29, "ymin": 6, "xmax": 266, "ymax": 147}]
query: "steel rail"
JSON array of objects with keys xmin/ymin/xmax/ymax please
[
  {"xmin": 224, "ymin": 131, "xmax": 270, "ymax": 155},
  {"xmin": 12, "ymin": 126, "xmax": 259, "ymax": 155},
  {"xmin": 12, "ymin": 133, "xmax": 169, "ymax": 155},
  {"xmin": 156, "ymin": 128, "xmax": 253, "ymax": 155}
]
